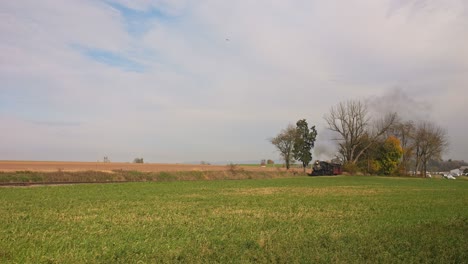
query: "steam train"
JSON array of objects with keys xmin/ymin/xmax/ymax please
[{"xmin": 310, "ymin": 160, "xmax": 342, "ymax": 176}]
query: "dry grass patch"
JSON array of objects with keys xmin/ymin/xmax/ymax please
[{"xmin": 225, "ymin": 186, "xmax": 386, "ymax": 197}]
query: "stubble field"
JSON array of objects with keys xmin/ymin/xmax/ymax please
[
  {"xmin": 0, "ymin": 161, "xmax": 292, "ymax": 185},
  {"xmin": 0, "ymin": 161, "xmax": 278, "ymax": 173},
  {"xmin": 0, "ymin": 176, "xmax": 467, "ymax": 263}
]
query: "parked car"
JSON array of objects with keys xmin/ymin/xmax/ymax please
[{"xmin": 443, "ymin": 174, "xmax": 456, "ymax": 180}]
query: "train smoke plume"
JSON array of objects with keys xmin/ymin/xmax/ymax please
[{"xmin": 366, "ymin": 88, "xmax": 432, "ymax": 122}]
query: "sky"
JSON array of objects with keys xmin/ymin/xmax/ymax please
[{"xmin": 1, "ymin": 0, "xmax": 467, "ymax": 163}]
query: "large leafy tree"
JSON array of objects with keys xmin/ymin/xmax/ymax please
[
  {"xmin": 293, "ymin": 119, "xmax": 318, "ymax": 173},
  {"xmin": 270, "ymin": 124, "xmax": 297, "ymax": 170}
]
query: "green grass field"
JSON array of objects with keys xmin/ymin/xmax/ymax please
[{"xmin": 0, "ymin": 176, "xmax": 467, "ymax": 263}]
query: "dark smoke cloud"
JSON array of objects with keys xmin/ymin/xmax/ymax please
[{"xmin": 366, "ymin": 88, "xmax": 432, "ymax": 121}]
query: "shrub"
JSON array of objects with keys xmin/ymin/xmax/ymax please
[
  {"xmin": 343, "ymin": 162, "xmax": 359, "ymax": 174},
  {"xmin": 133, "ymin": 158, "xmax": 144, "ymax": 163},
  {"xmin": 227, "ymin": 163, "xmax": 244, "ymax": 175}
]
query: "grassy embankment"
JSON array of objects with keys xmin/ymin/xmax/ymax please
[
  {"xmin": 0, "ymin": 176, "xmax": 467, "ymax": 263},
  {"xmin": 238, "ymin": 164, "xmax": 284, "ymax": 168},
  {"xmin": 0, "ymin": 167, "xmax": 292, "ymax": 184}
]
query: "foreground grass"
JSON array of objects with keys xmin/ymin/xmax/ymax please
[{"xmin": 0, "ymin": 176, "xmax": 467, "ymax": 263}]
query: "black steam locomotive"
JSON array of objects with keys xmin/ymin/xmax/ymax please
[{"xmin": 310, "ymin": 160, "xmax": 342, "ymax": 176}]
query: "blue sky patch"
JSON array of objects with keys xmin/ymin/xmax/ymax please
[
  {"xmin": 74, "ymin": 45, "xmax": 146, "ymax": 72},
  {"xmin": 106, "ymin": 2, "xmax": 177, "ymax": 37}
]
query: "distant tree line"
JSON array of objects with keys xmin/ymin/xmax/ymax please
[
  {"xmin": 270, "ymin": 99, "xmax": 449, "ymax": 177},
  {"xmin": 259, "ymin": 159, "xmax": 275, "ymax": 166},
  {"xmin": 427, "ymin": 159, "xmax": 467, "ymax": 172}
]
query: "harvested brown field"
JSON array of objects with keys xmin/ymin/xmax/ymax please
[{"xmin": 0, "ymin": 160, "xmax": 281, "ymax": 173}]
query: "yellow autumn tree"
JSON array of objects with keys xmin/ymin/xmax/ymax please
[{"xmin": 377, "ymin": 136, "xmax": 403, "ymax": 175}]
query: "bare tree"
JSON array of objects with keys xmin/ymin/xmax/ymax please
[
  {"xmin": 270, "ymin": 124, "xmax": 297, "ymax": 170},
  {"xmin": 324, "ymin": 100, "xmax": 397, "ymax": 165},
  {"xmin": 413, "ymin": 121, "xmax": 448, "ymax": 177}
]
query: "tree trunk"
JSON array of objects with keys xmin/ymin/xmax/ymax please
[
  {"xmin": 422, "ymin": 159, "xmax": 427, "ymax": 178},
  {"xmin": 415, "ymin": 159, "xmax": 419, "ymax": 177}
]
